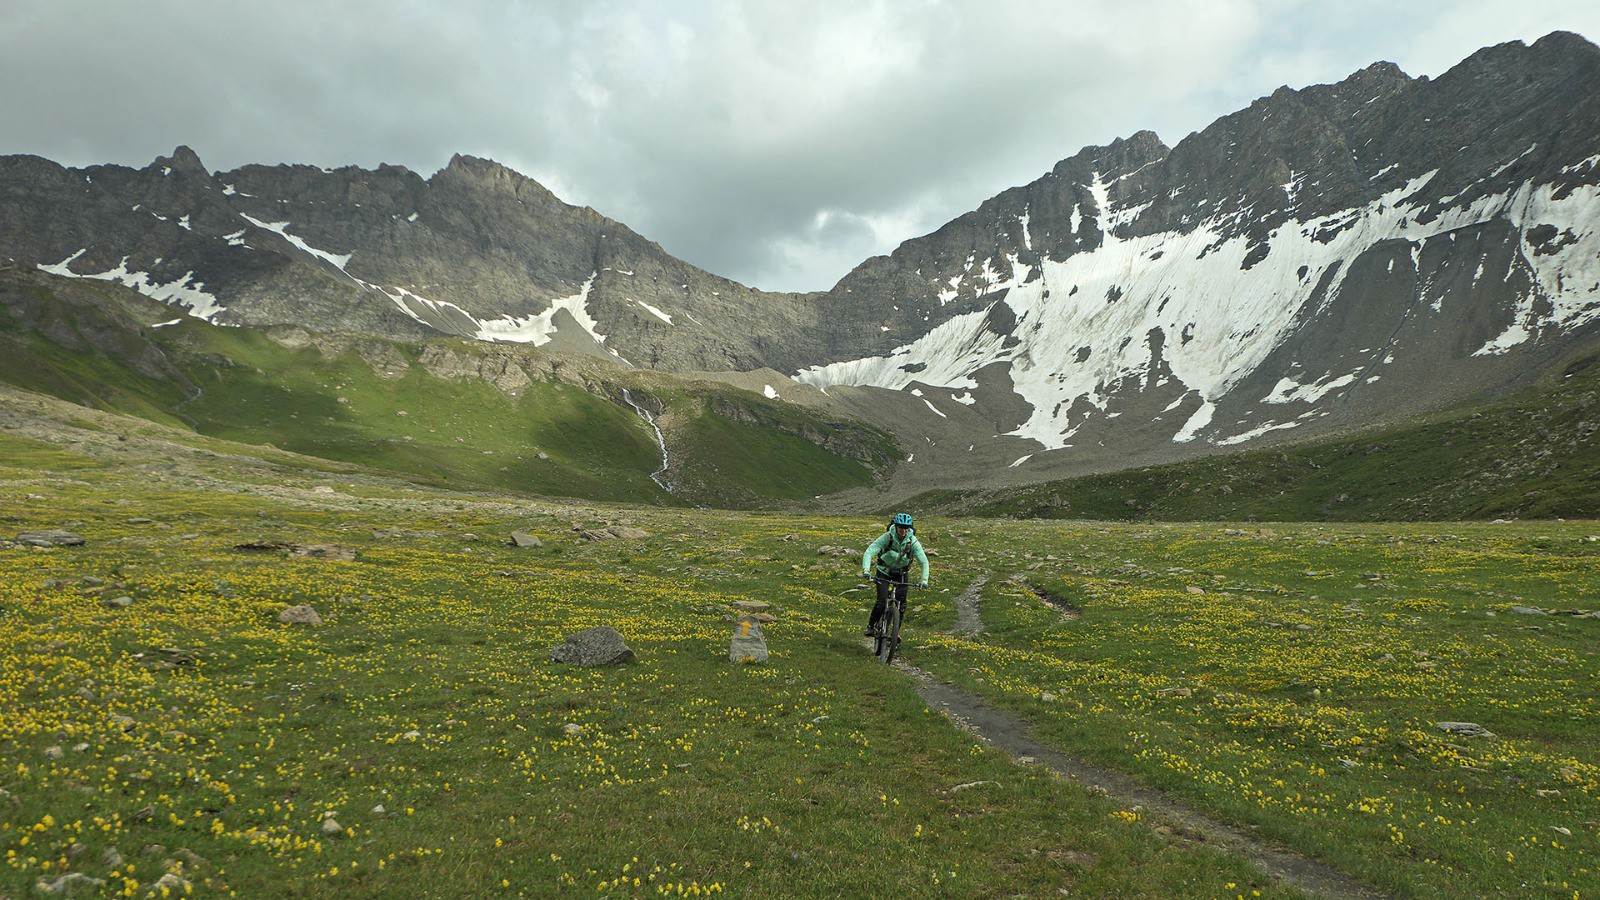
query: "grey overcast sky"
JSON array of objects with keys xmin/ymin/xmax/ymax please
[{"xmin": 3, "ymin": 1, "xmax": 1596, "ymax": 292}]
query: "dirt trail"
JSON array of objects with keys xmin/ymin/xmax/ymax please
[
  {"xmin": 949, "ymin": 575, "xmax": 987, "ymax": 635},
  {"xmin": 896, "ymin": 658, "xmax": 1389, "ymax": 900},
  {"xmin": 895, "ymin": 571, "xmax": 1386, "ymax": 898}
]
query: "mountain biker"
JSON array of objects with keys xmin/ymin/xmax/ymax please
[{"xmin": 862, "ymin": 512, "xmax": 929, "ymax": 636}]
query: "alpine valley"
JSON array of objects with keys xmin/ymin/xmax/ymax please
[{"xmin": 4, "ymin": 31, "xmax": 1600, "ymax": 515}]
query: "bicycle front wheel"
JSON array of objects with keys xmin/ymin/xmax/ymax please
[{"xmin": 883, "ymin": 604, "xmax": 903, "ymax": 664}]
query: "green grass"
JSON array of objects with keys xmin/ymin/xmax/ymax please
[
  {"xmin": 3, "ymin": 428, "xmax": 1598, "ymax": 897},
  {"xmin": 660, "ymin": 389, "xmax": 893, "ymax": 505},
  {"xmin": 0, "ymin": 475, "xmax": 1283, "ymax": 898}
]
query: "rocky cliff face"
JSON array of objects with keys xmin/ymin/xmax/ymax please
[
  {"xmin": 2, "ymin": 32, "xmax": 1598, "ymax": 479},
  {"xmin": 0, "ymin": 149, "xmax": 823, "ymax": 372}
]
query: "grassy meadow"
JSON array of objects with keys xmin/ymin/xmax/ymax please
[{"xmin": 2, "ymin": 425, "xmax": 1598, "ymax": 898}]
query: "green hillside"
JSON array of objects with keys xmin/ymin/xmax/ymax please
[
  {"xmin": 0, "ymin": 268, "xmax": 896, "ymax": 507},
  {"xmin": 910, "ymin": 345, "xmax": 1600, "ymax": 522}
]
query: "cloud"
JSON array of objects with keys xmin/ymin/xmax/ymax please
[{"xmin": 2, "ymin": 0, "xmax": 1596, "ymax": 292}]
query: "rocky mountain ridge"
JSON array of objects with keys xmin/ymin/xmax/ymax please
[{"xmin": 3, "ymin": 31, "xmax": 1599, "ymax": 493}]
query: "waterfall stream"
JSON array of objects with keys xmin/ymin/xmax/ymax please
[{"xmin": 620, "ymin": 388, "xmax": 671, "ymax": 490}]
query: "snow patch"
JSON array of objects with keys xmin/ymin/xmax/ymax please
[
  {"xmin": 240, "ymin": 214, "xmax": 352, "ymax": 270},
  {"xmin": 634, "ymin": 299, "xmax": 674, "ymax": 325},
  {"xmin": 38, "ymin": 250, "xmax": 226, "ymax": 321}
]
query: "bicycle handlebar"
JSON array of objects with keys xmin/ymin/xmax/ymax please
[{"xmin": 869, "ymin": 576, "xmax": 926, "ymax": 588}]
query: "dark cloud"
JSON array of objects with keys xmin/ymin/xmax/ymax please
[{"xmin": 2, "ymin": 0, "xmax": 1595, "ymax": 291}]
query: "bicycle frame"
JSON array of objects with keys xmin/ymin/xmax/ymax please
[{"xmin": 871, "ymin": 576, "xmax": 922, "ymax": 663}]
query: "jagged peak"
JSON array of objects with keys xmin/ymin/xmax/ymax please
[
  {"xmin": 433, "ymin": 153, "xmax": 560, "ymax": 204},
  {"xmin": 1441, "ymin": 29, "xmax": 1600, "ymax": 84},
  {"xmin": 146, "ymin": 145, "xmax": 208, "ymax": 176},
  {"xmin": 1051, "ymin": 129, "xmax": 1170, "ymax": 180}
]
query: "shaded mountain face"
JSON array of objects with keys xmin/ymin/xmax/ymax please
[
  {"xmin": 2, "ymin": 32, "xmax": 1599, "ymax": 479},
  {"xmin": 0, "ymin": 150, "xmax": 823, "ymax": 372}
]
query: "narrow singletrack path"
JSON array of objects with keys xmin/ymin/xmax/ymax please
[
  {"xmin": 949, "ymin": 574, "xmax": 987, "ymax": 636},
  {"xmin": 894, "ymin": 656, "xmax": 1391, "ymax": 900}
]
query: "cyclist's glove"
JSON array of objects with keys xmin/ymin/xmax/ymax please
[
  {"xmin": 919, "ymin": 580, "xmax": 929, "ymax": 588},
  {"xmin": 862, "ymin": 570, "xmax": 871, "ymax": 579}
]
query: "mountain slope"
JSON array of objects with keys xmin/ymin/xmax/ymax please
[
  {"xmin": 0, "ymin": 267, "xmax": 895, "ymax": 507},
  {"xmin": 801, "ymin": 31, "xmax": 1600, "ymax": 479},
  {"xmin": 2, "ymin": 32, "xmax": 1599, "ymax": 503}
]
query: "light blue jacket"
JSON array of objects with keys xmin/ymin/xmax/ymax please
[{"xmin": 862, "ymin": 528, "xmax": 929, "ymax": 584}]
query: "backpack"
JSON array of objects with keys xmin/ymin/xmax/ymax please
[{"xmin": 877, "ymin": 525, "xmax": 916, "ymax": 571}]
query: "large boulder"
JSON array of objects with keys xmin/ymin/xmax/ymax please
[
  {"xmin": 550, "ymin": 626, "xmax": 636, "ymax": 666},
  {"xmin": 278, "ymin": 604, "xmax": 323, "ymax": 625},
  {"xmin": 16, "ymin": 530, "xmax": 85, "ymax": 547}
]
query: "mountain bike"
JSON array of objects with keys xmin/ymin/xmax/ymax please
[{"xmin": 871, "ymin": 577, "xmax": 922, "ymax": 664}]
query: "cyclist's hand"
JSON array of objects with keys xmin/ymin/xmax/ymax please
[
  {"xmin": 862, "ymin": 570, "xmax": 871, "ymax": 579},
  {"xmin": 919, "ymin": 580, "xmax": 929, "ymax": 589}
]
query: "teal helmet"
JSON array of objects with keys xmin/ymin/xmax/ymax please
[{"xmin": 892, "ymin": 512, "xmax": 913, "ymax": 527}]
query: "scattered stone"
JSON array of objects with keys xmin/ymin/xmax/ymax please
[
  {"xmin": 510, "ymin": 531, "xmax": 543, "ymax": 548},
  {"xmin": 550, "ymin": 626, "xmax": 636, "ymax": 666},
  {"xmin": 44, "ymin": 745, "xmax": 63, "ymax": 759},
  {"xmin": 1186, "ymin": 585, "xmax": 1205, "ymax": 595},
  {"xmin": 36, "ymin": 872, "xmax": 105, "ymax": 895},
  {"xmin": 746, "ymin": 612, "xmax": 777, "ymax": 624},
  {"xmin": 1509, "ymin": 606, "xmax": 1549, "ymax": 615},
  {"xmin": 320, "ymin": 818, "xmax": 344, "ymax": 836},
  {"xmin": 372, "ymin": 804, "xmax": 386, "ymax": 815},
  {"xmin": 15, "ymin": 530, "xmax": 85, "ymax": 547},
  {"xmin": 941, "ymin": 781, "xmax": 999, "ymax": 794},
  {"xmin": 133, "ymin": 805, "xmax": 155, "ymax": 821},
  {"xmin": 1157, "ymin": 687, "xmax": 1193, "ymax": 698},
  {"xmin": 562, "ymin": 723, "xmax": 583, "ymax": 735},
  {"xmin": 172, "ymin": 847, "xmax": 207, "ymax": 869},
  {"xmin": 733, "ymin": 600, "xmax": 771, "ymax": 612},
  {"xmin": 278, "ymin": 605, "xmax": 323, "ymax": 626},
  {"xmin": 102, "ymin": 596, "xmax": 133, "ymax": 609},
  {"xmin": 816, "ymin": 546, "xmax": 856, "ymax": 558},
  {"xmin": 312, "ymin": 486, "xmax": 336, "ymax": 494},
  {"xmin": 608, "ymin": 525, "xmax": 650, "ymax": 540},
  {"xmin": 1437, "ymin": 721, "xmax": 1496, "ymax": 739},
  {"xmin": 403, "ymin": 730, "xmax": 421, "ymax": 740},
  {"xmin": 151, "ymin": 873, "xmax": 190, "ymax": 893},
  {"xmin": 102, "ymin": 847, "xmax": 123, "ymax": 867},
  {"xmin": 729, "ymin": 617, "xmax": 768, "ymax": 664}
]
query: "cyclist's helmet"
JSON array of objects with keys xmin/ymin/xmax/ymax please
[{"xmin": 892, "ymin": 512, "xmax": 913, "ymax": 528}]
